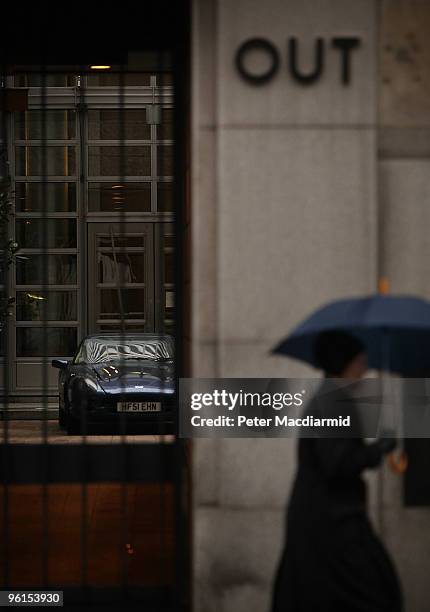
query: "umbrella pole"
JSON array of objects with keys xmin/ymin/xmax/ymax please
[
  {"xmin": 377, "ymin": 329, "xmax": 390, "ymax": 536},
  {"xmin": 383, "ymin": 336, "xmax": 408, "ymax": 476}
]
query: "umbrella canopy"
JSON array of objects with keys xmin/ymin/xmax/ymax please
[{"xmin": 272, "ymin": 295, "xmax": 430, "ymax": 375}]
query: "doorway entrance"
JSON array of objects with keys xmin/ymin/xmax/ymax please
[
  {"xmin": 5, "ymin": 74, "xmax": 175, "ymax": 396},
  {"xmin": 87, "ymin": 222, "xmax": 174, "ymax": 334}
]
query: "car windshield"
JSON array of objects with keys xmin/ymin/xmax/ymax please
[{"xmin": 74, "ymin": 335, "xmax": 174, "ymax": 365}]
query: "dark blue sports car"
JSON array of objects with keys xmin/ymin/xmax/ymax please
[{"xmin": 52, "ymin": 333, "xmax": 175, "ymax": 434}]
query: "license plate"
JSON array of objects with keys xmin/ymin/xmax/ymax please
[{"xmin": 117, "ymin": 401, "xmax": 161, "ymax": 413}]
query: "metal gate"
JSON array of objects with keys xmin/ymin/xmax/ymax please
[{"xmin": 0, "ymin": 2, "xmax": 190, "ymax": 609}]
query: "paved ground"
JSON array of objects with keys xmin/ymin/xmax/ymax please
[{"xmin": 0, "ymin": 421, "xmax": 175, "ymax": 444}]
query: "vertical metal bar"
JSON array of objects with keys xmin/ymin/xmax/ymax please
[
  {"xmin": 1, "ymin": 63, "xmax": 11, "ymax": 592},
  {"xmin": 118, "ymin": 62, "xmax": 129, "ymax": 601},
  {"xmin": 156, "ymin": 49, "xmax": 168, "ymax": 608},
  {"xmin": 78, "ymin": 68, "xmax": 89, "ymax": 594},
  {"xmin": 173, "ymin": 3, "xmax": 191, "ymax": 608},
  {"xmin": 41, "ymin": 62, "xmax": 49, "ymax": 590}
]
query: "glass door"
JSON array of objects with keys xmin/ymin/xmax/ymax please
[
  {"xmin": 154, "ymin": 222, "xmax": 175, "ymax": 335},
  {"xmin": 87, "ymin": 222, "xmax": 154, "ymax": 333}
]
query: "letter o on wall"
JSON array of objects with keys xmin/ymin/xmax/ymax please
[{"xmin": 235, "ymin": 38, "xmax": 280, "ymax": 85}]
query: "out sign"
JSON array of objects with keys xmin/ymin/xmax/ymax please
[{"xmin": 235, "ymin": 37, "xmax": 361, "ymax": 86}]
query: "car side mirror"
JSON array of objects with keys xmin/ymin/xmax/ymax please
[{"xmin": 51, "ymin": 359, "xmax": 69, "ymax": 370}]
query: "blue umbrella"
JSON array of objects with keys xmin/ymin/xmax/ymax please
[{"xmin": 272, "ymin": 294, "xmax": 430, "ymax": 375}]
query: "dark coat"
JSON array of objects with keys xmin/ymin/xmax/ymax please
[{"xmin": 272, "ymin": 382, "xmax": 403, "ymax": 612}]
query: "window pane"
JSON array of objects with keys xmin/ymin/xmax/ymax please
[
  {"xmin": 88, "ymin": 146, "xmax": 150, "ymax": 176},
  {"xmin": 16, "ymin": 146, "xmax": 76, "ymax": 176},
  {"xmin": 86, "ymin": 73, "xmax": 151, "ymax": 87},
  {"xmin": 156, "ymin": 108, "xmax": 173, "ymax": 140},
  {"xmin": 88, "ymin": 182, "xmax": 150, "ymax": 212},
  {"xmin": 99, "ymin": 289, "xmax": 145, "ymax": 319},
  {"xmin": 165, "ymin": 290, "xmax": 175, "ymax": 312},
  {"xmin": 154, "ymin": 73, "xmax": 173, "ymax": 86},
  {"xmin": 16, "ymin": 291, "xmax": 77, "ymax": 321},
  {"xmin": 165, "ymin": 289, "xmax": 175, "ymax": 322},
  {"xmin": 16, "ymin": 254, "xmax": 77, "ymax": 285},
  {"xmin": 0, "ymin": 317, "xmax": 4, "ymax": 356},
  {"xmin": 157, "ymin": 183, "xmax": 173, "ymax": 211},
  {"xmin": 163, "ymin": 320, "xmax": 175, "ymax": 336},
  {"xmin": 14, "ymin": 74, "xmax": 77, "ymax": 87},
  {"xmin": 15, "ymin": 110, "xmax": 76, "ymax": 140},
  {"xmin": 98, "ymin": 323, "xmax": 147, "ymax": 332},
  {"xmin": 97, "ymin": 235, "xmax": 143, "ymax": 248},
  {"xmin": 88, "ymin": 110, "xmax": 150, "ymax": 140},
  {"xmin": 16, "ymin": 327, "xmax": 77, "ymax": 357},
  {"xmin": 98, "ymin": 252, "xmax": 145, "ymax": 284},
  {"xmin": 164, "ymin": 252, "xmax": 174, "ymax": 284},
  {"xmin": 15, "ymin": 183, "xmax": 77, "ymax": 212},
  {"xmin": 16, "ymin": 219, "xmax": 76, "ymax": 248},
  {"xmin": 157, "ymin": 145, "xmax": 173, "ymax": 176}
]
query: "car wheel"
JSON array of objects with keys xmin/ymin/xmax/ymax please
[
  {"xmin": 58, "ymin": 406, "xmax": 66, "ymax": 429},
  {"xmin": 59, "ymin": 389, "xmax": 69, "ymax": 429},
  {"xmin": 66, "ymin": 407, "xmax": 81, "ymax": 435}
]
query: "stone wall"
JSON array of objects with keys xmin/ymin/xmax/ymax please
[
  {"xmin": 191, "ymin": 1, "xmax": 430, "ymax": 611},
  {"xmin": 378, "ymin": 3, "xmax": 430, "ymax": 610}
]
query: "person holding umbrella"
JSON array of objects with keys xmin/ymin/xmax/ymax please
[{"xmin": 271, "ymin": 329, "xmax": 403, "ymax": 612}]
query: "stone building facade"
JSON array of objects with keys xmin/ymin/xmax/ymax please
[{"xmin": 191, "ymin": 1, "xmax": 430, "ymax": 611}]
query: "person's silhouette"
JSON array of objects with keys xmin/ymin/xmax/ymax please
[{"xmin": 272, "ymin": 330, "xmax": 403, "ymax": 612}]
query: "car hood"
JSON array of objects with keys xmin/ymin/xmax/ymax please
[{"xmin": 92, "ymin": 361, "xmax": 174, "ymax": 394}]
